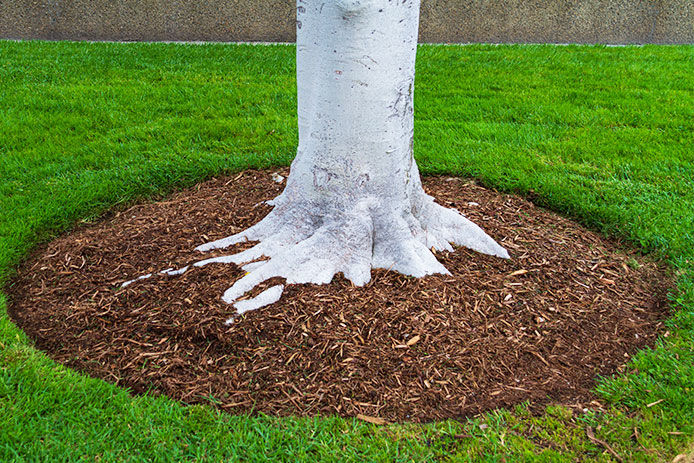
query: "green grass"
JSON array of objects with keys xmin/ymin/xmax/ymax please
[{"xmin": 0, "ymin": 40, "xmax": 692, "ymax": 461}]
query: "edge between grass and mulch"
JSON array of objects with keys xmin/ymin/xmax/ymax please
[{"xmin": 0, "ymin": 40, "xmax": 692, "ymax": 462}]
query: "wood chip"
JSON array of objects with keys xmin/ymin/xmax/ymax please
[
  {"xmin": 507, "ymin": 269, "xmax": 528, "ymax": 277},
  {"xmin": 646, "ymin": 399, "xmax": 664, "ymax": 407},
  {"xmin": 356, "ymin": 414, "xmax": 389, "ymax": 425},
  {"xmin": 586, "ymin": 426, "xmax": 623, "ymax": 462}
]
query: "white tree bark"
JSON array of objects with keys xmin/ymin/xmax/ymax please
[{"xmin": 195, "ymin": 0, "xmax": 509, "ymax": 314}]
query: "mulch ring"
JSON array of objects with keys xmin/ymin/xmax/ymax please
[{"xmin": 8, "ymin": 169, "xmax": 671, "ymax": 423}]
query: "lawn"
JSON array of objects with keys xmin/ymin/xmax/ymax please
[{"xmin": 0, "ymin": 40, "xmax": 692, "ymax": 461}]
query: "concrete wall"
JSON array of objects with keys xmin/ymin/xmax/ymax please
[{"xmin": 0, "ymin": 0, "xmax": 692, "ymax": 44}]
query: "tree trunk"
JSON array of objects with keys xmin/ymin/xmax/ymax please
[{"xmin": 195, "ymin": 0, "xmax": 508, "ymax": 313}]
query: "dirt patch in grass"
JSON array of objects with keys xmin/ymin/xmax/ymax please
[{"xmin": 8, "ymin": 169, "xmax": 670, "ymax": 422}]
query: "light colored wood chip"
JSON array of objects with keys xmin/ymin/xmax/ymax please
[
  {"xmin": 646, "ymin": 399, "xmax": 664, "ymax": 407},
  {"xmin": 508, "ymin": 269, "xmax": 528, "ymax": 277},
  {"xmin": 356, "ymin": 414, "xmax": 389, "ymax": 425}
]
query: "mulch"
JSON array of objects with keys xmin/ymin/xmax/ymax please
[{"xmin": 8, "ymin": 169, "xmax": 671, "ymax": 423}]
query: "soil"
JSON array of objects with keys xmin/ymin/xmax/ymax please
[{"xmin": 8, "ymin": 169, "xmax": 671, "ymax": 423}]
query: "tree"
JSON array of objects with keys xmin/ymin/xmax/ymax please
[{"xmin": 194, "ymin": 0, "xmax": 509, "ymax": 313}]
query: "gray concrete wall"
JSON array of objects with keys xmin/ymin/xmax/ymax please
[{"xmin": 0, "ymin": 0, "xmax": 692, "ymax": 44}]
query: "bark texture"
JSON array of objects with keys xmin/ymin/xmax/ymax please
[{"xmin": 196, "ymin": 0, "xmax": 509, "ymax": 314}]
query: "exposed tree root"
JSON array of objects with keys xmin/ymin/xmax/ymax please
[
  {"xmin": 193, "ymin": 191, "xmax": 509, "ymax": 314},
  {"xmin": 116, "ymin": 180, "xmax": 508, "ymax": 318}
]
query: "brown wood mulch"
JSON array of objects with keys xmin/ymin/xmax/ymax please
[{"xmin": 8, "ymin": 169, "xmax": 671, "ymax": 423}]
